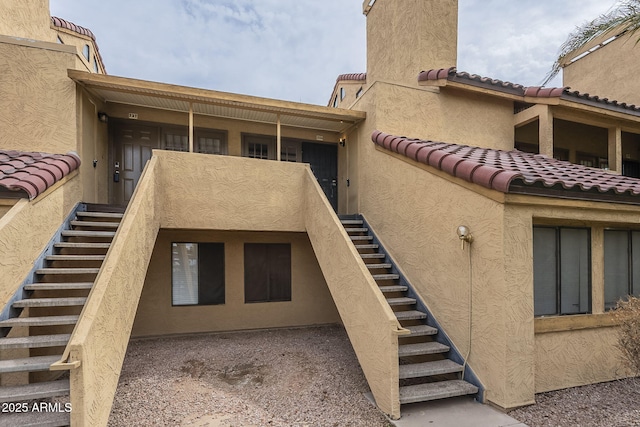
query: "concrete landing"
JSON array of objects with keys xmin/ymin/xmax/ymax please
[{"xmin": 365, "ymin": 394, "xmax": 528, "ymax": 427}]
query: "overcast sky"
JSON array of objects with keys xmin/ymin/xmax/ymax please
[{"xmin": 49, "ymin": 0, "xmax": 617, "ymax": 106}]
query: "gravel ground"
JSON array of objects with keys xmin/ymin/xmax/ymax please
[
  {"xmin": 510, "ymin": 377, "xmax": 640, "ymax": 427},
  {"xmin": 109, "ymin": 325, "xmax": 640, "ymax": 427},
  {"xmin": 108, "ymin": 325, "xmax": 391, "ymax": 427}
]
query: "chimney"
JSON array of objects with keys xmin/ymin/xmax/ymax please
[{"xmin": 365, "ymin": 0, "xmax": 458, "ymax": 86}]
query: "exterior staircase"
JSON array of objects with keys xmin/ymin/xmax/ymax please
[
  {"xmin": 339, "ymin": 214, "xmax": 481, "ymax": 407},
  {"xmin": 0, "ymin": 204, "xmax": 124, "ymax": 427}
]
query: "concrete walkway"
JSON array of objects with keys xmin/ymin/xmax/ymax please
[{"xmin": 390, "ymin": 397, "xmax": 528, "ymax": 427}]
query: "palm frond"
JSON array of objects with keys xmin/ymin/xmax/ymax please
[{"xmin": 543, "ymin": 0, "xmax": 640, "ymax": 86}]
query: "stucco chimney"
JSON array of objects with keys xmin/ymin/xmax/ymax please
[
  {"xmin": 365, "ymin": 0, "xmax": 458, "ymax": 86},
  {"xmin": 0, "ymin": 0, "xmax": 53, "ymax": 41}
]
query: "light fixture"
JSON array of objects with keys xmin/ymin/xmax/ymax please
[
  {"xmin": 97, "ymin": 112, "xmax": 108, "ymax": 123},
  {"xmin": 339, "ymin": 138, "xmax": 346, "ymax": 147},
  {"xmin": 457, "ymin": 225, "xmax": 473, "ymax": 249}
]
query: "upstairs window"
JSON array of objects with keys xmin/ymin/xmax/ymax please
[
  {"xmin": 356, "ymin": 87, "xmax": 363, "ymax": 98},
  {"xmin": 533, "ymin": 226, "xmax": 591, "ymax": 316},
  {"xmin": 332, "ymin": 95, "xmax": 338, "ymax": 108},
  {"xmin": 340, "ymin": 87, "xmax": 346, "ymax": 100},
  {"xmin": 196, "ymin": 131, "xmax": 227, "ymax": 155},
  {"xmin": 164, "ymin": 132, "xmax": 188, "ymax": 152},
  {"xmin": 82, "ymin": 44, "xmax": 90, "ymax": 61},
  {"xmin": 242, "ymin": 135, "xmax": 275, "ymax": 160},
  {"xmin": 604, "ymin": 230, "xmax": 640, "ymax": 310},
  {"xmin": 93, "ymin": 57, "xmax": 99, "ymax": 73}
]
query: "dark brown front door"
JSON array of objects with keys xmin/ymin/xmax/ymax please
[{"xmin": 112, "ymin": 124, "xmax": 159, "ymax": 205}]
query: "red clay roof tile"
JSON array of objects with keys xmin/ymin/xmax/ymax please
[
  {"xmin": 372, "ymin": 130, "xmax": 640, "ymax": 204},
  {"xmin": 336, "ymin": 73, "xmax": 367, "ymax": 82},
  {"xmin": 0, "ymin": 150, "xmax": 81, "ymax": 200},
  {"xmin": 419, "ymin": 67, "xmax": 640, "ymax": 116}
]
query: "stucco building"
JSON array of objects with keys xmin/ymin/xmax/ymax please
[{"xmin": 1, "ymin": 0, "xmax": 639, "ymax": 425}]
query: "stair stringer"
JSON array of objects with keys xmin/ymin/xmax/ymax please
[
  {"xmin": 303, "ymin": 170, "xmax": 405, "ymax": 420},
  {"xmin": 359, "ymin": 214, "xmax": 485, "ymax": 402},
  {"xmin": 0, "ymin": 202, "xmax": 85, "ymax": 331}
]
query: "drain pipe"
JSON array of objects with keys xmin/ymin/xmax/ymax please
[{"xmin": 457, "ymin": 226, "xmax": 474, "ymax": 378}]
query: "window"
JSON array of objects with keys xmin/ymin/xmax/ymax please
[
  {"xmin": 164, "ymin": 132, "xmax": 189, "ymax": 152},
  {"xmin": 93, "ymin": 57, "xmax": 99, "ymax": 73},
  {"xmin": 57, "ymin": 35, "xmax": 64, "ymax": 44},
  {"xmin": 604, "ymin": 230, "xmax": 640, "ymax": 310},
  {"xmin": 356, "ymin": 87, "xmax": 363, "ymax": 98},
  {"xmin": 82, "ymin": 44, "xmax": 90, "ymax": 61},
  {"xmin": 242, "ymin": 135, "xmax": 275, "ymax": 160},
  {"xmin": 332, "ymin": 95, "xmax": 338, "ymax": 108},
  {"xmin": 340, "ymin": 87, "xmax": 346, "ymax": 100},
  {"xmin": 244, "ymin": 243, "xmax": 291, "ymax": 303},
  {"xmin": 172, "ymin": 243, "xmax": 225, "ymax": 306},
  {"xmin": 196, "ymin": 130, "xmax": 227, "ymax": 155},
  {"xmin": 533, "ymin": 226, "xmax": 591, "ymax": 316}
]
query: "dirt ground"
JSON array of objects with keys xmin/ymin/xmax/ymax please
[{"xmin": 108, "ymin": 325, "xmax": 391, "ymax": 426}]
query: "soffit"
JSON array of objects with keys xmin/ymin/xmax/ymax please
[{"xmin": 68, "ymin": 70, "xmax": 366, "ymax": 133}]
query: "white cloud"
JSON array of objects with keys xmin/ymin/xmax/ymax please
[{"xmin": 49, "ymin": 0, "xmax": 622, "ymax": 105}]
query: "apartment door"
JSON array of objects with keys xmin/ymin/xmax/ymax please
[
  {"xmin": 111, "ymin": 124, "xmax": 159, "ymax": 205},
  {"xmin": 302, "ymin": 142, "xmax": 338, "ymax": 210}
]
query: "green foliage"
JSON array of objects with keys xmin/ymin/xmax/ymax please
[
  {"xmin": 545, "ymin": 0, "xmax": 640, "ymax": 86},
  {"xmin": 614, "ymin": 295, "xmax": 640, "ymax": 376}
]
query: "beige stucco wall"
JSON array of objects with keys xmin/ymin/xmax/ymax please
[
  {"xmin": 155, "ymin": 150, "xmax": 307, "ymax": 231},
  {"xmin": 506, "ymin": 198, "xmax": 640, "ymax": 393},
  {"xmin": 0, "ymin": 0, "xmax": 52, "ymax": 41},
  {"xmin": 0, "ymin": 37, "xmax": 77, "ymax": 154},
  {"xmin": 0, "ymin": 175, "xmax": 81, "ymax": 311},
  {"xmin": 366, "ymin": 0, "xmax": 458, "ymax": 86},
  {"xmin": 132, "ymin": 230, "xmax": 340, "ymax": 336},
  {"xmin": 356, "ymin": 135, "xmax": 536, "ymax": 408},
  {"xmin": 67, "ymin": 157, "xmax": 159, "ymax": 427},
  {"xmin": 78, "ymin": 90, "xmax": 109, "ymax": 203},
  {"xmin": 304, "ymin": 168, "xmax": 403, "ymax": 418},
  {"xmin": 563, "ymin": 32, "xmax": 640, "ymax": 106},
  {"xmin": 359, "ymin": 83, "xmax": 515, "ymax": 152}
]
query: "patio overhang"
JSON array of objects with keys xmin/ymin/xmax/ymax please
[{"xmin": 68, "ymin": 70, "xmax": 366, "ymax": 134}]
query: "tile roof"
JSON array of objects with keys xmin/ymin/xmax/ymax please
[
  {"xmin": 0, "ymin": 150, "xmax": 81, "ymax": 200},
  {"xmin": 336, "ymin": 73, "xmax": 367, "ymax": 82},
  {"xmin": 372, "ymin": 130, "xmax": 640, "ymax": 204},
  {"xmin": 418, "ymin": 67, "xmax": 640, "ymax": 115},
  {"xmin": 51, "ymin": 16, "xmax": 106, "ymax": 74}
]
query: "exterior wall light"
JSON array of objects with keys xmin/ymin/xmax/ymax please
[
  {"xmin": 97, "ymin": 112, "xmax": 109, "ymax": 123},
  {"xmin": 339, "ymin": 138, "xmax": 346, "ymax": 147},
  {"xmin": 457, "ymin": 225, "xmax": 473, "ymax": 249}
]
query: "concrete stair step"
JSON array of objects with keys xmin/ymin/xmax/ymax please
[
  {"xmin": 54, "ymin": 242, "xmax": 111, "ymax": 249},
  {"xmin": 399, "ymin": 380, "xmax": 478, "ymax": 404},
  {"xmin": 404, "ymin": 324, "xmax": 438, "ymax": 337},
  {"xmin": 0, "ymin": 334, "xmax": 71, "ymax": 349},
  {"xmin": 345, "ymin": 227, "xmax": 368, "ymax": 233},
  {"xmin": 13, "ymin": 298, "xmax": 87, "ymax": 308},
  {"xmin": 395, "ymin": 310, "xmax": 427, "ymax": 321},
  {"xmin": 366, "ymin": 263, "xmax": 392, "ymax": 270},
  {"xmin": 61, "ymin": 230, "xmax": 115, "ymax": 238},
  {"xmin": 399, "ymin": 342, "xmax": 450, "ymax": 357},
  {"xmin": 386, "ymin": 297, "xmax": 417, "ymax": 306},
  {"xmin": 24, "ymin": 283, "xmax": 93, "ymax": 291},
  {"xmin": 36, "ymin": 268, "xmax": 99, "ymax": 275},
  {"xmin": 360, "ymin": 253, "xmax": 386, "ymax": 259},
  {"xmin": 76, "ymin": 211, "xmax": 123, "ymax": 219},
  {"xmin": 354, "ymin": 244, "xmax": 378, "ymax": 250},
  {"xmin": 45, "ymin": 255, "xmax": 105, "ymax": 262},
  {"xmin": 0, "ymin": 411, "xmax": 70, "ymax": 427},
  {"xmin": 399, "ymin": 359, "xmax": 464, "ymax": 379},
  {"xmin": 340, "ymin": 219, "xmax": 363, "ymax": 225},
  {"xmin": 378, "ymin": 285, "xmax": 409, "ymax": 293},
  {"xmin": 0, "ymin": 315, "xmax": 79, "ymax": 328},
  {"xmin": 350, "ymin": 235, "xmax": 373, "ymax": 241},
  {"xmin": 0, "ymin": 355, "xmax": 61, "ymax": 374},
  {"xmin": 0, "ymin": 379, "xmax": 69, "ymax": 403},
  {"xmin": 70, "ymin": 220, "xmax": 119, "ymax": 229},
  {"xmin": 372, "ymin": 273, "xmax": 399, "ymax": 281}
]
